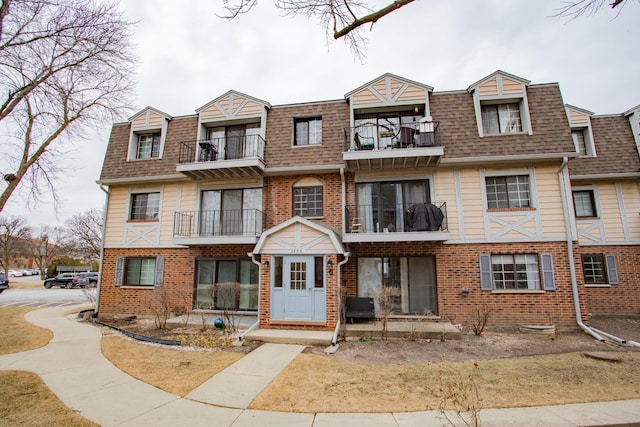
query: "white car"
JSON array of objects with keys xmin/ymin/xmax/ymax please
[{"xmin": 7, "ymin": 270, "xmax": 22, "ymax": 277}]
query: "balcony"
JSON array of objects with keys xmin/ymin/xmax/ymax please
[
  {"xmin": 342, "ymin": 122, "xmax": 443, "ymax": 170},
  {"xmin": 344, "ymin": 202, "xmax": 449, "ymax": 243},
  {"xmin": 176, "ymin": 135, "xmax": 266, "ymax": 179},
  {"xmin": 173, "ymin": 209, "xmax": 265, "ymax": 245}
]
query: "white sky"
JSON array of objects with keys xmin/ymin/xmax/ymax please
[{"xmin": 4, "ymin": 0, "xmax": 640, "ymax": 228}]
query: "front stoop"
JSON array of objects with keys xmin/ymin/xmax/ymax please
[
  {"xmin": 244, "ymin": 328, "xmax": 334, "ymax": 346},
  {"xmin": 346, "ymin": 321, "xmax": 462, "ymax": 340}
]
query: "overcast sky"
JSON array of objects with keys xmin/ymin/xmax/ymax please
[{"xmin": 4, "ymin": 0, "xmax": 639, "ymax": 229}]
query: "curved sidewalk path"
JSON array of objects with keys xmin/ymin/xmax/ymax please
[{"xmin": 0, "ymin": 306, "xmax": 639, "ymax": 427}]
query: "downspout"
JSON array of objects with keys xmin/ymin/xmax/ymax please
[
  {"xmin": 341, "ymin": 167, "xmax": 346, "ymax": 235},
  {"xmin": 238, "ymin": 254, "xmax": 261, "ymax": 341},
  {"xmin": 332, "ymin": 252, "xmax": 350, "ymax": 346},
  {"xmin": 96, "ymin": 184, "xmax": 110, "ymax": 316},
  {"xmin": 557, "ymin": 158, "xmax": 604, "ymax": 341}
]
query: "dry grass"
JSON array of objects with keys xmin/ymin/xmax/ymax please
[
  {"xmin": 0, "ymin": 371, "xmax": 97, "ymax": 426},
  {"xmin": 0, "ymin": 307, "xmax": 52, "ymax": 355},
  {"xmin": 250, "ymin": 352, "xmax": 640, "ymax": 413},
  {"xmin": 7, "ymin": 280, "xmax": 43, "ymax": 290},
  {"xmin": 101, "ymin": 335, "xmax": 244, "ymax": 396}
]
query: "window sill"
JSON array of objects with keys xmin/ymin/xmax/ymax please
[
  {"xmin": 491, "ymin": 290, "xmax": 545, "ymax": 294},
  {"xmin": 128, "ymin": 157, "xmax": 161, "ymax": 162},
  {"xmin": 584, "ymin": 284, "xmax": 611, "ymax": 288},
  {"xmin": 120, "ymin": 285, "xmax": 155, "ymax": 290},
  {"xmin": 487, "ymin": 207, "xmax": 535, "ymax": 213},
  {"xmin": 482, "ymin": 131, "xmax": 528, "ymax": 137},
  {"xmin": 127, "ymin": 219, "xmax": 159, "ymax": 223},
  {"xmin": 292, "ymin": 143, "xmax": 322, "ymax": 148},
  {"xmin": 576, "ymin": 216, "xmax": 600, "ymax": 220}
]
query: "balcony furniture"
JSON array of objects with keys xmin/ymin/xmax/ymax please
[
  {"xmin": 345, "ymin": 297, "xmax": 375, "ymax": 323},
  {"xmin": 354, "ymin": 132, "xmax": 374, "ymax": 150},
  {"xmin": 350, "ymin": 218, "xmax": 363, "ymax": 233},
  {"xmin": 198, "ymin": 141, "xmax": 217, "ymax": 162}
]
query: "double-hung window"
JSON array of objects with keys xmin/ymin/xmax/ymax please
[
  {"xmin": 136, "ymin": 133, "xmax": 161, "ymax": 159},
  {"xmin": 481, "ymin": 103, "xmax": 522, "ymax": 134},
  {"xmin": 294, "ymin": 117, "xmax": 322, "ymax": 145},
  {"xmin": 491, "ymin": 254, "xmax": 540, "ymax": 290},
  {"xmin": 480, "ymin": 253, "xmax": 555, "ymax": 291},
  {"xmin": 572, "ymin": 190, "xmax": 597, "ymax": 218},
  {"xmin": 485, "ymin": 175, "xmax": 530, "ymax": 209},
  {"xmin": 293, "ymin": 186, "xmax": 323, "ymax": 217},
  {"xmin": 130, "ymin": 192, "xmax": 160, "ymax": 220},
  {"xmin": 125, "ymin": 258, "xmax": 157, "ymax": 286},
  {"xmin": 582, "ymin": 254, "xmax": 618, "ymax": 285}
]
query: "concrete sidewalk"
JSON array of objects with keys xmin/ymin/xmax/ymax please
[{"xmin": 0, "ymin": 306, "xmax": 639, "ymax": 426}]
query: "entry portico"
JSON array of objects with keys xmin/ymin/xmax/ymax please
[{"xmin": 251, "ymin": 216, "xmax": 347, "ymax": 329}]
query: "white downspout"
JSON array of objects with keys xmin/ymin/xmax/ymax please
[
  {"xmin": 96, "ymin": 184, "xmax": 110, "ymax": 315},
  {"xmin": 238, "ymin": 254, "xmax": 261, "ymax": 341},
  {"xmin": 557, "ymin": 158, "xmax": 604, "ymax": 341},
  {"xmin": 340, "ymin": 167, "xmax": 346, "ymax": 235},
  {"xmin": 332, "ymin": 252, "xmax": 350, "ymax": 346}
]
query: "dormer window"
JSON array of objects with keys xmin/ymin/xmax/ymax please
[
  {"xmin": 136, "ymin": 133, "xmax": 161, "ymax": 159},
  {"xmin": 572, "ymin": 129, "xmax": 587, "ymax": 156},
  {"xmin": 481, "ymin": 103, "xmax": 522, "ymax": 135}
]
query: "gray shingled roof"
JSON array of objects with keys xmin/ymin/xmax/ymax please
[{"xmin": 568, "ymin": 115, "xmax": 640, "ymax": 177}]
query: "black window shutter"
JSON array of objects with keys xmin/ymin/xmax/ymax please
[
  {"xmin": 541, "ymin": 253, "xmax": 556, "ymax": 291},
  {"xmin": 479, "ymin": 254, "xmax": 493, "ymax": 290},
  {"xmin": 115, "ymin": 257, "xmax": 124, "ymax": 286}
]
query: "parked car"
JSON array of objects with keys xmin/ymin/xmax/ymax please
[
  {"xmin": 77, "ymin": 272, "xmax": 99, "ymax": 286},
  {"xmin": 0, "ymin": 272, "xmax": 8, "ymax": 294},
  {"xmin": 8, "ymin": 270, "xmax": 22, "ymax": 277},
  {"xmin": 44, "ymin": 273, "xmax": 79, "ymax": 289},
  {"xmin": 21, "ymin": 269, "xmax": 33, "ymax": 276}
]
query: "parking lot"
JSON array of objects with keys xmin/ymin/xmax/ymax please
[{"xmin": 0, "ymin": 276, "xmax": 90, "ymax": 307}]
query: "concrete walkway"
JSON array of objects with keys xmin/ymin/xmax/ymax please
[{"xmin": 0, "ymin": 306, "xmax": 639, "ymax": 426}]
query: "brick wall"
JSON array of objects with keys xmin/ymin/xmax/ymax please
[
  {"xmin": 576, "ymin": 245, "xmax": 640, "ymax": 315},
  {"xmin": 263, "ymin": 173, "xmax": 343, "ymax": 230},
  {"xmin": 99, "ymin": 245, "xmax": 254, "ymax": 317},
  {"xmin": 341, "ymin": 241, "xmax": 587, "ymax": 328}
]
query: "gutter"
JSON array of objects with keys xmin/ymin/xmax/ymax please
[
  {"xmin": 238, "ymin": 254, "xmax": 262, "ymax": 341},
  {"xmin": 557, "ymin": 157, "xmax": 604, "ymax": 342},
  {"xmin": 332, "ymin": 252, "xmax": 350, "ymax": 346}
]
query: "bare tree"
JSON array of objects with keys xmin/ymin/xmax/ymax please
[
  {"xmin": 0, "ymin": 0, "xmax": 136, "ymax": 213},
  {"xmin": 65, "ymin": 208, "xmax": 103, "ymax": 262},
  {"xmin": 554, "ymin": 0, "xmax": 634, "ymax": 19},
  {"xmin": 218, "ymin": 0, "xmax": 415, "ymax": 59},
  {"xmin": 29, "ymin": 226, "xmax": 69, "ymax": 278},
  {"xmin": 0, "ymin": 214, "xmax": 32, "ymax": 274}
]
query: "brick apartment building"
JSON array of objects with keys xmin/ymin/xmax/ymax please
[{"xmin": 96, "ymin": 70, "xmax": 640, "ymax": 333}]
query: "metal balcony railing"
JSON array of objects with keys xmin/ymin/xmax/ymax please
[
  {"xmin": 345, "ymin": 202, "xmax": 448, "ymax": 234},
  {"xmin": 178, "ymin": 135, "xmax": 266, "ymax": 164},
  {"xmin": 343, "ymin": 122, "xmax": 441, "ymax": 152},
  {"xmin": 174, "ymin": 209, "xmax": 265, "ymax": 237}
]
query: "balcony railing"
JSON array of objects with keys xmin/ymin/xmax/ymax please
[
  {"xmin": 345, "ymin": 202, "xmax": 448, "ymax": 234},
  {"xmin": 178, "ymin": 135, "xmax": 266, "ymax": 164},
  {"xmin": 343, "ymin": 122, "xmax": 441, "ymax": 152},
  {"xmin": 174, "ymin": 209, "xmax": 265, "ymax": 238}
]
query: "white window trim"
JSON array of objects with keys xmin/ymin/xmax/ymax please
[
  {"xmin": 570, "ymin": 124, "xmax": 596, "ymax": 157},
  {"xmin": 471, "ymin": 75, "xmax": 532, "ymax": 138},
  {"xmin": 127, "ymin": 119, "xmax": 169, "ymax": 161},
  {"xmin": 480, "ymin": 168, "xmax": 538, "ymax": 210},
  {"xmin": 571, "ymin": 185, "xmax": 601, "ymax": 219},
  {"xmin": 126, "ymin": 186, "xmax": 164, "ymax": 222}
]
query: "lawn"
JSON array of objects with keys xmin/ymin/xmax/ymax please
[{"xmin": 0, "ymin": 307, "xmax": 52, "ymax": 355}]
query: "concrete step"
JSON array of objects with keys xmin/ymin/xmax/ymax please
[
  {"xmin": 244, "ymin": 328, "xmax": 334, "ymax": 346},
  {"xmin": 346, "ymin": 320, "xmax": 462, "ymax": 340}
]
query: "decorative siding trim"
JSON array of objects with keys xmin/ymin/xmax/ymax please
[
  {"xmin": 454, "ymin": 169, "xmax": 465, "ymax": 241},
  {"xmin": 577, "ymin": 219, "xmax": 606, "ymax": 244},
  {"xmin": 615, "ymin": 182, "xmax": 631, "ymax": 242}
]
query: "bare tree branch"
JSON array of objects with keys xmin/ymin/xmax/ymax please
[
  {"xmin": 65, "ymin": 208, "xmax": 103, "ymax": 262},
  {"xmin": 0, "ymin": 214, "xmax": 32, "ymax": 275},
  {"xmin": 0, "ymin": 0, "xmax": 136, "ymax": 213},
  {"xmin": 553, "ymin": 0, "xmax": 634, "ymax": 19}
]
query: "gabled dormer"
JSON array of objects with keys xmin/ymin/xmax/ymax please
[
  {"xmin": 342, "ymin": 74, "xmax": 441, "ymax": 170},
  {"xmin": 176, "ymin": 91, "xmax": 271, "ymax": 179},
  {"xmin": 565, "ymin": 104, "xmax": 596, "ymax": 157},
  {"xmin": 126, "ymin": 107, "xmax": 172, "ymax": 161},
  {"xmin": 467, "ymin": 70, "xmax": 532, "ymax": 137},
  {"xmin": 624, "ymin": 104, "xmax": 640, "ymax": 156}
]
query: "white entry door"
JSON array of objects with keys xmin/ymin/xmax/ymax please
[{"xmin": 283, "ymin": 256, "xmax": 314, "ymax": 320}]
